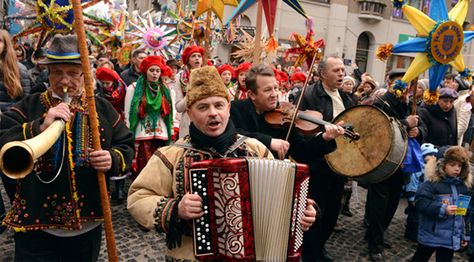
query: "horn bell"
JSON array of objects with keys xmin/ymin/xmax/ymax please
[{"xmin": 0, "ymin": 120, "xmax": 65, "ymax": 179}]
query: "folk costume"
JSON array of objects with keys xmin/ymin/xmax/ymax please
[
  {"xmin": 95, "ymin": 66, "xmax": 128, "ymax": 202},
  {"xmin": 0, "ymin": 34, "xmax": 134, "ymax": 261},
  {"xmin": 172, "ymin": 45, "xmax": 204, "ymax": 139},
  {"xmin": 95, "ymin": 67, "xmax": 126, "ymax": 119},
  {"xmin": 217, "ymin": 64, "xmax": 236, "ymax": 100},
  {"xmin": 124, "ymin": 55, "xmax": 174, "ymax": 177},
  {"xmin": 127, "ymin": 66, "xmax": 273, "ymax": 261},
  {"xmin": 233, "ymin": 62, "xmax": 252, "ymax": 100}
]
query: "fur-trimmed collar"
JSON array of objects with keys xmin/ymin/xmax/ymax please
[{"xmin": 424, "ymin": 157, "xmax": 473, "ymax": 188}]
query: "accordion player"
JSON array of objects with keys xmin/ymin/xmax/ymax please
[{"xmin": 189, "ymin": 157, "xmax": 311, "ymax": 261}]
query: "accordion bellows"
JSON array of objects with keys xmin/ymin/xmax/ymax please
[{"xmin": 189, "ymin": 158, "xmax": 309, "ymax": 261}]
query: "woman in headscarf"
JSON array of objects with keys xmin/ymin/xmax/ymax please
[
  {"xmin": 124, "ymin": 55, "xmax": 174, "ymax": 177},
  {"xmin": 234, "ymin": 62, "xmax": 252, "ymax": 100},
  {"xmin": 172, "ymin": 45, "xmax": 204, "ymax": 138}
]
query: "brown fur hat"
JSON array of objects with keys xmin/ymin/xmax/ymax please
[
  {"xmin": 425, "ymin": 145, "xmax": 473, "ymax": 188},
  {"xmin": 186, "ymin": 66, "xmax": 230, "ymax": 108}
]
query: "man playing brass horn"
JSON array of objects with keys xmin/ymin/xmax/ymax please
[{"xmin": 0, "ymin": 34, "xmax": 134, "ymax": 261}]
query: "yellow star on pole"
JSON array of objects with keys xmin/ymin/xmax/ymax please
[
  {"xmin": 376, "ymin": 0, "xmax": 474, "ymax": 103},
  {"xmin": 195, "ymin": 0, "xmax": 239, "ymax": 22}
]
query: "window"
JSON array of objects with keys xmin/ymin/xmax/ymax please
[{"xmin": 392, "ymin": 0, "xmax": 431, "ymax": 18}]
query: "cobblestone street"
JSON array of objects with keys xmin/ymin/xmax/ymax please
[{"xmin": 0, "ymin": 180, "xmax": 468, "ymax": 261}]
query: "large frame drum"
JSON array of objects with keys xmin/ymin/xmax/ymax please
[{"xmin": 325, "ymin": 105, "xmax": 408, "ymax": 184}]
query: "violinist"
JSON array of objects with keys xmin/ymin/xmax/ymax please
[
  {"xmin": 297, "ymin": 55, "xmax": 356, "ymax": 262},
  {"xmin": 230, "ymin": 63, "xmax": 345, "ymax": 163}
]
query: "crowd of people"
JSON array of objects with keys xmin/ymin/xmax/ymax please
[{"xmin": 0, "ymin": 29, "xmax": 473, "ymax": 262}]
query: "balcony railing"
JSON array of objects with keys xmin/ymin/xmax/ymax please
[{"xmin": 358, "ymin": 0, "xmax": 386, "ymax": 22}]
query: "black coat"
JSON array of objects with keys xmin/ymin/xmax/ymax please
[
  {"xmin": 418, "ymin": 104, "xmax": 457, "ymax": 147},
  {"xmin": 120, "ymin": 66, "xmax": 140, "ymax": 86},
  {"xmin": 299, "ymin": 81, "xmax": 356, "ymax": 121},
  {"xmin": 230, "ymin": 98, "xmax": 336, "ymax": 163}
]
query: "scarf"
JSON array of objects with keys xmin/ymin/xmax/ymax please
[
  {"xmin": 128, "ymin": 76, "xmax": 173, "ymax": 140},
  {"xmin": 189, "ymin": 121, "xmax": 238, "ymax": 155},
  {"xmin": 102, "ymin": 80, "xmax": 126, "ymax": 113}
]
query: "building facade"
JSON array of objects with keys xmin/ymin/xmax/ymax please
[{"xmin": 128, "ymin": 0, "xmax": 474, "ymax": 83}]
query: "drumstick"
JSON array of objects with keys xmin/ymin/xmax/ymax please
[{"xmin": 410, "ymin": 77, "xmax": 419, "ymax": 115}]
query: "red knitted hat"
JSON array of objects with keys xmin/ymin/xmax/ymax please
[
  {"xmin": 181, "ymin": 45, "xmax": 204, "ymax": 65},
  {"xmin": 96, "ymin": 67, "xmax": 120, "ymax": 82},
  {"xmin": 139, "ymin": 55, "xmax": 167, "ymax": 74},
  {"xmin": 235, "ymin": 62, "xmax": 252, "ymax": 76},
  {"xmin": 290, "ymin": 72, "xmax": 307, "ymax": 83},
  {"xmin": 218, "ymin": 64, "xmax": 234, "ymax": 77}
]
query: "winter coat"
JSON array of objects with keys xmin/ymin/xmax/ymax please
[
  {"xmin": 0, "ymin": 63, "xmax": 32, "ymax": 111},
  {"xmin": 418, "ymin": 104, "xmax": 457, "ymax": 147},
  {"xmin": 119, "ymin": 65, "xmax": 140, "ymax": 87},
  {"xmin": 415, "ymin": 157, "xmax": 472, "ymax": 250}
]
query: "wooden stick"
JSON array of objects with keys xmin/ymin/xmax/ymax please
[
  {"xmin": 410, "ymin": 77, "xmax": 419, "ymax": 115},
  {"xmin": 285, "ymin": 51, "xmax": 320, "ymax": 141},
  {"xmin": 70, "ymin": 0, "xmax": 118, "ymax": 261},
  {"xmin": 253, "ymin": 0, "xmax": 263, "ymax": 64},
  {"xmin": 203, "ymin": 10, "xmax": 212, "ymax": 65}
]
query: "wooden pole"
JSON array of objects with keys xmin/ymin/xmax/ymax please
[
  {"xmin": 253, "ymin": 0, "xmax": 263, "ymax": 64},
  {"xmin": 203, "ymin": 10, "xmax": 212, "ymax": 65},
  {"xmin": 70, "ymin": 0, "xmax": 118, "ymax": 261},
  {"xmin": 410, "ymin": 77, "xmax": 419, "ymax": 115}
]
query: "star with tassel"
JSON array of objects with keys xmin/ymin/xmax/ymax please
[{"xmin": 376, "ymin": 0, "xmax": 474, "ymax": 104}]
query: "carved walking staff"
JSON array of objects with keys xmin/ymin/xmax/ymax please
[{"xmin": 70, "ymin": 0, "xmax": 118, "ymax": 261}]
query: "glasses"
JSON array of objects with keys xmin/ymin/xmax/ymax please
[{"xmin": 50, "ymin": 70, "xmax": 83, "ymax": 81}]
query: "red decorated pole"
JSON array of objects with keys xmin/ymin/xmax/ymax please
[{"xmin": 70, "ymin": 0, "xmax": 118, "ymax": 261}]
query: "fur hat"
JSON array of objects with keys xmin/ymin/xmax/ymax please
[
  {"xmin": 40, "ymin": 34, "xmax": 81, "ymax": 65},
  {"xmin": 443, "ymin": 146, "xmax": 470, "ymax": 165},
  {"xmin": 182, "ymin": 45, "xmax": 204, "ymax": 65},
  {"xmin": 186, "ymin": 66, "xmax": 230, "ymax": 108},
  {"xmin": 426, "ymin": 145, "xmax": 473, "ymax": 188}
]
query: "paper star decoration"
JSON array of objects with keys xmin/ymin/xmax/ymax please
[
  {"xmin": 285, "ymin": 18, "xmax": 325, "ymax": 68},
  {"xmin": 195, "ymin": 0, "xmax": 239, "ymax": 22},
  {"xmin": 376, "ymin": 0, "xmax": 474, "ymax": 104}
]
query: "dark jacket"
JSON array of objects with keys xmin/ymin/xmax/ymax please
[
  {"xmin": 120, "ymin": 65, "xmax": 140, "ymax": 86},
  {"xmin": 299, "ymin": 80, "xmax": 356, "ymax": 121},
  {"xmin": 418, "ymin": 104, "xmax": 457, "ymax": 147},
  {"xmin": 230, "ymin": 98, "xmax": 336, "ymax": 163},
  {"xmin": 0, "ymin": 63, "xmax": 32, "ymax": 111},
  {"xmin": 0, "ymin": 91, "xmax": 135, "ymax": 231},
  {"xmin": 415, "ymin": 158, "xmax": 472, "ymax": 250}
]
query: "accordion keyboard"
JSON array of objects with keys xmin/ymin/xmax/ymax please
[{"xmin": 190, "ymin": 169, "xmax": 213, "ymax": 255}]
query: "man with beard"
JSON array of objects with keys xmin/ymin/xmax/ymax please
[
  {"xmin": 297, "ymin": 55, "xmax": 356, "ymax": 261},
  {"xmin": 127, "ymin": 66, "xmax": 317, "ymax": 261}
]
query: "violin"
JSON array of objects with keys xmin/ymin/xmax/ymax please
[{"xmin": 264, "ymin": 102, "xmax": 360, "ymax": 141}]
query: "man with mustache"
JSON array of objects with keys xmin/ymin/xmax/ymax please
[
  {"xmin": 229, "ymin": 63, "xmax": 348, "ymax": 262},
  {"xmin": 127, "ymin": 66, "xmax": 317, "ymax": 261},
  {"xmin": 297, "ymin": 55, "xmax": 356, "ymax": 261}
]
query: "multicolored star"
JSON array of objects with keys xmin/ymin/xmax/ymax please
[{"xmin": 376, "ymin": 0, "xmax": 474, "ymax": 103}]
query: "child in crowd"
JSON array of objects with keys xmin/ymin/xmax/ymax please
[
  {"xmin": 412, "ymin": 146, "xmax": 472, "ymax": 262},
  {"xmin": 404, "ymin": 143, "xmax": 438, "ymax": 241}
]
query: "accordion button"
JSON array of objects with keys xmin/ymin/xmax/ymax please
[
  {"xmin": 198, "ymin": 247, "xmax": 202, "ymax": 250},
  {"xmin": 203, "ymin": 192, "xmax": 207, "ymax": 196},
  {"xmin": 207, "ymin": 247, "xmax": 211, "ymax": 250}
]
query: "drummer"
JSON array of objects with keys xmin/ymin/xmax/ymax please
[
  {"xmin": 296, "ymin": 55, "xmax": 357, "ymax": 261},
  {"xmin": 365, "ymin": 68, "xmax": 426, "ymax": 261}
]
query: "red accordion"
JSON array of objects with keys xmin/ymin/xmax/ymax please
[{"xmin": 189, "ymin": 157, "xmax": 309, "ymax": 261}]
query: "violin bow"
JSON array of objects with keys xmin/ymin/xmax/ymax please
[
  {"xmin": 285, "ymin": 51, "xmax": 320, "ymax": 141},
  {"xmin": 71, "ymin": 0, "xmax": 118, "ymax": 261}
]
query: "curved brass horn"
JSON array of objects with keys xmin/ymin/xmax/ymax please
[{"xmin": 0, "ymin": 120, "xmax": 65, "ymax": 179}]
